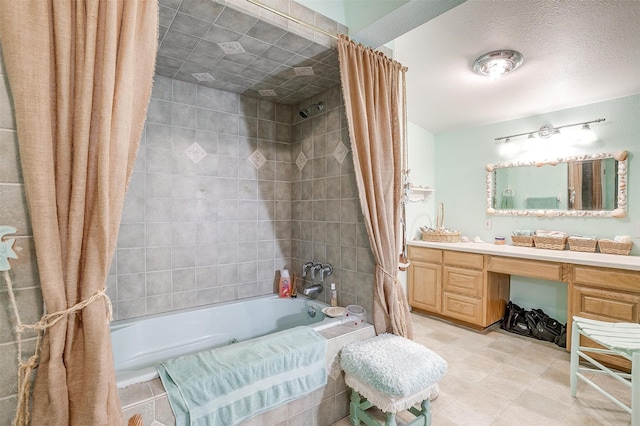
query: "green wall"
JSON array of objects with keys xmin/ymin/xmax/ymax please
[{"xmin": 431, "ymin": 94, "xmax": 640, "ymax": 322}]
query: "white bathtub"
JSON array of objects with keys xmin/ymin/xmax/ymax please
[{"xmin": 111, "ymin": 295, "xmax": 341, "ymax": 388}]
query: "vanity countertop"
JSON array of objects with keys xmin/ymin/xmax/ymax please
[{"xmin": 408, "ymin": 240, "xmax": 640, "ymax": 271}]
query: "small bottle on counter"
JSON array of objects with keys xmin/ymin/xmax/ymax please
[
  {"xmin": 495, "ymin": 236, "xmax": 506, "ymax": 245},
  {"xmin": 330, "ymin": 283, "xmax": 338, "ymax": 307},
  {"xmin": 278, "ymin": 269, "xmax": 291, "ymax": 298}
]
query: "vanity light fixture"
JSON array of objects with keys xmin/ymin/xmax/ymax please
[
  {"xmin": 472, "ymin": 50, "xmax": 524, "ymax": 81},
  {"xmin": 495, "ymin": 118, "xmax": 606, "ymax": 143}
]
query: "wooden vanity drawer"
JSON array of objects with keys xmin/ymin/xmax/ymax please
[
  {"xmin": 443, "ymin": 266, "xmax": 483, "ymax": 298},
  {"xmin": 443, "ymin": 251, "xmax": 483, "ymax": 269},
  {"xmin": 408, "ymin": 246, "xmax": 442, "ymax": 264},
  {"xmin": 571, "ymin": 285, "xmax": 640, "ymax": 323},
  {"xmin": 487, "ymin": 256, "xmax": 565, "ymax": 281},
  {"xmin": 442, "ymin": 292, "xmax": 483, "ymax": 325},
  {"xmin": 572, "ymin": 266, "xmax": 640, "ymax": 293}
]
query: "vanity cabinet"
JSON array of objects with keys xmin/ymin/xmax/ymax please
[
  {"xmin": 569, "ymin": 265, "xmax": 640, "ymax": 370},
  {"xmin": 408, "ymin": 246, "xmax": 509, "ymax": 328}
]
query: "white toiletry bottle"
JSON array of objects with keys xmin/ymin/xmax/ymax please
[
  {"xmin": 279, "ymin": 269, "xmax": 291, "ymax": 298},
  {"xmin": 330, "ymin": 283, "xmax": 337, "ymax": 307}
]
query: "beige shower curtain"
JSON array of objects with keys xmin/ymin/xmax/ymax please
[
  {"xmin": 0, "ymin": 1, "xmax": 157, "ymax": 424},
  {"xmin": 337, "ymin": 35, "xmax": 413, "ymax": 338}
]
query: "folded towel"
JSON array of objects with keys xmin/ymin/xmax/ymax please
[
  {"xmin": 156, "ymin": 326, "xmax": 327, "ymax": 426},
  {"xmin": 526, "ymin": 197, "xmax": 559, "ymax": 209}
]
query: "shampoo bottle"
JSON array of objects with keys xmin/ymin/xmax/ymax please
[
  {"xmin": 330, "ymin": 283, "xmax": 337, "ymax": 307},
  {"xmin": 279, "ymin": 269, "xmax": 291, "ymax": 298}
]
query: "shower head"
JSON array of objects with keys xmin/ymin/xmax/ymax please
[{"xmin": 299, "ymin": 102, "xmax": 324, "ymax": 119}]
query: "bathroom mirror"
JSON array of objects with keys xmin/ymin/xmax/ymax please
[{"xmin": 486, "ymin": 151, "xmax": 628, "ymax": 217}]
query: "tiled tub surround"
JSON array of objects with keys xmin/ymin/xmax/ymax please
[
  {"xmin": 110, "ymin": 75, "xmax": 296, "ymax": 320},
  {"xmin": 110, "ymin": 75, "xmax": 375, "ymax": 321},
  {"xmin": 289, "ymin": 86, "xmax": 376, "ymax": 315},
  {"xmin": 119, "ymin": 323, "xmax": 376, "ymax": 426}
]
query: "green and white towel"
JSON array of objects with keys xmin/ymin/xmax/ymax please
[{"xmin": 156, "ymin": 326, "xmax": 327, "ymax": 426}]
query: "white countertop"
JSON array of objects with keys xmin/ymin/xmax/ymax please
[{"xmin": 408, "ymin": 240, "xmax": 640, "ymax": 271}]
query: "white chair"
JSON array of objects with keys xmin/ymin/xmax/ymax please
[{"xmin": 570, "ymin": 316, "xmax": 640, "ymax": 425}]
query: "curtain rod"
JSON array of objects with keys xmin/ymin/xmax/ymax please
[{"xmin": 245, "ymin": 0, "xmax": 338, "ymax": 40}]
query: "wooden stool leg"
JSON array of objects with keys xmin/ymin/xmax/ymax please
[
  {"xmin": 384, "ymin": 412, "xmax": 397, "ymax": 426},
  {"xmin": 632, "ymin": 351, "xmax": 639, "ymax": 426},
  {"xmin": 421, "ymin": 399, "xmax": 432, "ymax": 426},
  {"xmin": 350, "ymin": 390, "xmax": 362, "ymax": 426}
]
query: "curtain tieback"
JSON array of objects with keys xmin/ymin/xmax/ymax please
[
  {"xmin": 2, "ymin": 270, "xmax": 113, "ymax": 426},
  {"xmin": 376, "ymin": 263, "xmax": 400, "ymax": 285},
  {"xmin": 375, "ymin": 264, "xmax": 408, "ymax": 337}
]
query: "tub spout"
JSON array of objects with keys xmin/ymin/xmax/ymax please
[{"xmin": 303, "ymin": 284, "xmax": 323, "ymax": 297}]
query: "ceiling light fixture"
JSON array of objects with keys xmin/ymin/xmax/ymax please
[
  {"xmin": 473, "ymin": 50, "xmax": 524, "ymax": 81},
  {"xmin": 495, "ymin": 118, "xmax": 605, "ymax": 143}
]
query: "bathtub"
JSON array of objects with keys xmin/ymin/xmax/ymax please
[{"xmin": 111, "ymin": 294, "xmax": 341, "ymax": 388}]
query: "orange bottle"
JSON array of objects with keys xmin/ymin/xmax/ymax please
[{"xmin": 278, "ymin": 269, "xmax": 291, "ymax": 298}]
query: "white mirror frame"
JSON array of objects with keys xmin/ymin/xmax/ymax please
[{"xmin": 486, "ymin": 150, "xmax": 628, "ymax": 218}]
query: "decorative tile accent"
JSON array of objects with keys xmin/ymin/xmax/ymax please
[
  {"xmin": 218, "ymin": 42, "xmax": 246, "ymax": 54},
  {"xmin": 333, "ymin": 141, "xmax": 348, "ymax": 164},
  {"xmin": 249, "ymin": 149, "xmax": 267, "ymax": 169},
  {"xmin": 258, "ymin": 89, "xmax": 277, "ymax": 97},
  {"xmin": 293, "ymin": 66, "xmax": 314, "ymax": 76},
  {"xmin": 192, "ymin": 73, "xmax": 215, "ymax": 82},
  {"xmin": 185, "ymin": 142, "xmax": 207, "ymax": 164},
  {"xmin": 296, "ymin": 151, "xmax": 307, "ymax": 171}
]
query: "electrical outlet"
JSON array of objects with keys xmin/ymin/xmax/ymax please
[{"xmin": 484, "ymin": 219, "xmax": 492, "ymax": 230}]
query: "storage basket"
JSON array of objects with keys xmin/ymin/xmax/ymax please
[
  {"xmin": 511, "ymin": 235, "xmax": 534, "ymax": 247},
  {"xmin": 567, "ymin": 237, "xmax": 598, "ymax": 253},
  {"xmin": 597, "ymin": 239, "xmax": 633, "ymax": 255},
  {"xmin": 420, "ymin": 202, "xmax": 460, "ymax": 243},
  {"xmin": 533, "ymin": 235, "xmax": 567, "ymax": 250}
]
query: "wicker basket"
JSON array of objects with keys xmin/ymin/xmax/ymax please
[
  {"xmin": 420, "ymin": 202, "xmax": 461, "ymax": 243},
  {"xmin": 511, "ymin": 235, "xmax": 534, "ymax": 247},
  {"xmin": 567, "ymin": 237, "xmax": 598, "ymax": 253},
  {"xmin": 597, "ymin": 239, "xmax": 633, "ymax": 255},
  {"xmin": 533, "ymin": 235, "xmax": 568, "ymax": 250},
  {"xmin": 421, "ymin": 230, "xmax": 461, "ymax": 242}
]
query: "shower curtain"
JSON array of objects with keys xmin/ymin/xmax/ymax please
[
  {"xmin": 337, "ymin": 34, "xmax": 413, "ymax": 338},
  {"xmin": 0, "ymin": 1, "xmax": 157, "ymax": 424}
]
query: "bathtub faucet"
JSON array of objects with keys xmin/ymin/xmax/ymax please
[
  {"xmin": 310, "ymin": 263, "xmax": 323, "ymax": 279},
  {"xmin": 319, "ymin": 264, "xmax": 332, "ymax": 281},
  {"xmin": 302, "ymin": 261, "xmax": 314, "ymax": 278},
  {"xmin": 303, "ymin": 284, "xmax": 323, "ymax": 297}
]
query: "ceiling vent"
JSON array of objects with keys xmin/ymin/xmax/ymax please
[{"xmin": 192, "ymin": 73, "xmax": 215, "ymax": 82}]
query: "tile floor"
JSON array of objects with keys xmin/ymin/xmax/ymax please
[{"xmin": 332, "ymin": 312, "xmax": 632, "ymax": 426}]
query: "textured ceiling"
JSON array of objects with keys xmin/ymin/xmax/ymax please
[
  {"xmin": 394, "ymin": 0, "xmax": 640, "ymax": 133},
  {"xmin": 156, "ymin": 0, "xmax": 341, "ymax": 105}
]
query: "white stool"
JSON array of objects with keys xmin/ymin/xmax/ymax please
[
  {"xmin": 340, "ymin": 334, "xmax": 447, "ymax": 426},
  {"xmin": 570, "ymin": 316, "xmax": 640, "ymax": 426}
]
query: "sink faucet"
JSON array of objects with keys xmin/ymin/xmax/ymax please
[{"xmin": 303, "ymin": 284, "xmax": 323, "ymax": 297}]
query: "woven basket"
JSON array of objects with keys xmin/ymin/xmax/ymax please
[
  {"xmin": 421, "ymin": 231, "xmax": 461, "ymax": 242},
  {"xmin": 567, "ymin": 237, "xmax": 598, "ymax": 253},
  {"xmin": 597, "ymin": 239, "xmax": 633, "ymax": 255},
  {"xmin": 421, "ymin": 203, "xmax": 461, "ymax": 243},
  {"xmin": 511, "ymin": 235, "xmax": 534, "ymax": 247},
  {"xmin": 533, "ymin": 235, "xmax": 567, "ymax": 250}
]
